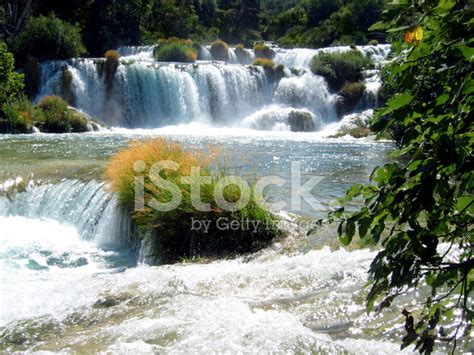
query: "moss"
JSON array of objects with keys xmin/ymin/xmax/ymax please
[
  {"xmin": 368, "ymin": 39, "xmax": 379, "ymax": 46},
  {"xmin": 104, "ymin": 50, "xmax": 120, "ymax": 95},
  {"xmin": 310, "ymin": 50, "xmax": 373, "ymax": 92},
  {"xmin": 210, "ymin": 40, "xmax": 229, "ymax": 61},
  {"xmin": 253, "ymin": 58, "xmax": 275, "ymax": 69},
  {"xmin": 154, "ymin": 43, "xmax": 197, "ymax": 63},
  {"xmin": 235, "ymin": 44, "xmax": 250, "ymax": 64},
  {"xmin": 253, "ymin": 43, "xmax": 275, "ymax": 60},
  {"xmin": 106, "ymin": 139, "xmax": 280, "ymax": 265},
  {"xmin": 336, "ymin": 82, "xmax": 366, "ymax": 116},
  {"xmin": 288, "ymin": 110, "xmax": 316, "ymax": 132}
]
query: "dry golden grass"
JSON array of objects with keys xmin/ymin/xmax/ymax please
[
  {"xmin": 106, "ymin": 139, "xmax": 213, "ymax": 204},
  {"xmin": 105, "ymin": 138, "xmax": 278, "ymax": 264},
  {"xmin": 104, "ymin": 50, "xmax": 120, "ymax": 61},
  {"xmin": 253, "ymin": 57, "xmax": 275, "ymax": 69}
]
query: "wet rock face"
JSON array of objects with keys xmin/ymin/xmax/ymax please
[{"xmin": 288, "ymin": 110, "xmax": 316, "ymax": 132}]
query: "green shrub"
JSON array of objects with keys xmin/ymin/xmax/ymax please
[
  {"xmin": 235, "ymin": 44, "xmax": 250, "ymax": 64},
  {"xmin": 68, "ymin": 112, "xmax": 90, "ymax": 133},
  {"xmin": 154, "ymin": 43, "xmax": 197, "ymax": 63},
  {"xmin": 0, "ymin": 43, "xmax": 24, "ymax": 106},
  {"xmin": 368, "ymin": 39, "xmax": 379, "ymax": 46},
  {"xmin": 37, "ymin": 95, "xmax": 88, "ymax": 133},
  {"xmin": 13, "ymin": 15, "xmax": 86, "ymax": 63},
  {"xmin": 1, "ymin": 96, "xmax": 38, "ymax": 134},
  {"xmin": 253, "ymin": 58, "xmax": 275, "ymax": 69},
  {"xmin": 310, "ymin": 50, "xmax": 373, "ymax": 92},
  {"xmin": 104, "ymin": 50, "xmax": 120, "ymax": 94},
  {"xmin": 336, "ymin": 81, "xmax": 366, "ymax": 115},
  {"xmin": 253, "ymin": 43, "xmax": 275, "ymax": 60},
  {"xmin": 210, "ymin": 40, "xmax": 229, "ymax": 61},
  {"xmin": 106, "ymin": 139, "xmax": 279, "ymax": 264}
]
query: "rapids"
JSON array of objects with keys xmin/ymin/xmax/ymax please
[{"xmin": 0, "ymin": 44, "xmax": 423, "ymax": 353}]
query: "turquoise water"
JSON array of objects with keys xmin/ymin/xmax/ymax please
[{"xmin": 0, "ymin": 129, "xmax": 414, "ymax": 353}]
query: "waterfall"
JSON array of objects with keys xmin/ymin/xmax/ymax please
[
  {"xmin": 1, "ymin": 180, "xmax": 131, "ymax": 247},
  {"xmin": 118, "ymin": 45, "xmax": 156, "ymax": 60},
  {"xmin": 35, "ymin": 44, "xmax": 391, "ymax": 130},
  {"xmin": 274, "ymin": 44, "xmax": 392, "ymax": 70}
]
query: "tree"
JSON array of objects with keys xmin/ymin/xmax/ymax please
[
  {"xmin": 0, "ymin": 42, "xmax": 24, "ymax": 106},
  {"xmin": 12, "ymin": 15, "xmax": 86, "ymax": 62},
  {"xmin": 323, "ymin": 0, "xmax": 473, "ymax": 352},
  {"xmin": 1, "ymin": 0, "xmax": 36, "ymax": 40}
]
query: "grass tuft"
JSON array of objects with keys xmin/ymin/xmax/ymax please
[
  {"xmin": 106, "ymin": 139, "xmax": 279, "ymax": 264},
  {"xmin": 253, "ymin": 58, "xmax": 275, "ymax": 69},
  {"xmin": 154, "ymin": 43, "xmax": 197, "ymax": 63}
]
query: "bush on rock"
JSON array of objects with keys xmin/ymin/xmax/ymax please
[
  {"xmin": 154, "ymin": 42, "xmax": 197, "ymax": 63},
  {"xmin": 106, "ymin": 139, "xmax": 279, "ymax": 264},
  {"xmin": 253, "ymin": 43, "xmax": 275, "ymax": 60},
  {"xmin": 310, "ymin": 50, "xmax": 372, "ymax": 92},
  {"xmin": 210, "ymin": 40, "xmax": 229, "ymax": 62},
  {"xmin": 37, "ymin": 95, "xmax": 89, "ymax": 133}
]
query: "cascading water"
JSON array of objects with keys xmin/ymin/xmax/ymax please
[
  {"xmin": 1, "ymin": 179, "xmax": 131, "ymax": 246},
  {"xmin": 35, "ymin": 44, "xmax": 391, "ymax": 131}
]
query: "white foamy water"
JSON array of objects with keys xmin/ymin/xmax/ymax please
[
  {"xmin": 0, "ymin": 213, "xmax": 408, "ymax": 353},
  {"xmin": 35, "ymin": 44, "xmax": 391, "ymax": 130}
]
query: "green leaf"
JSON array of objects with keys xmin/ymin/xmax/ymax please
[
  {"xmin": 387, "ymin": 25, "xmax": 412, "ymax": 33},
  {"xmin": 380, "ymin": 92, "xmax": 414, "ymax": 115},
  {"xmin": 456, "ymin": 196, "xmax": 472, "ymax": 213},
  {"xmin": 458, "ymin": 45, "xmax": 474, "ymax": 62},
  {"xmin": 369, "ymin": 21, "xmax": 387, "ymax": 31}
]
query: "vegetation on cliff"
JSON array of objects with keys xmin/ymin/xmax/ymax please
[{"xmin": 1, "ymin": 0, "xmax": 387, "ymax": 61}]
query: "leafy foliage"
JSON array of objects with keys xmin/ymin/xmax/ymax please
[
  {"xmin": 324, "ymin": 0, "xmax": 473, "ymax": 352},
  {"xmin": 310, "ymin": 50, "xmax": 373, "ymax": 92},
  {"xmin": 1, "ymin": 0, "xmax": 387, "ymax": 59},
  {"xmin": 12, "ymin": 15, "xmax": 86, "ymax": 63},
  {"xmin": 0, "ymin": 42, "xmax": 24, "ymax": 106},
  {"xmin": 0, "ymin": 42, "xmax": 26, "ymax": 132},
  {"xmin": 1, "ymin": 95, "xmax": 37, "ymax": 134},
  {"xmin": 269, "ymin": 0, "xmax": 386, "ymax": 48}
]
